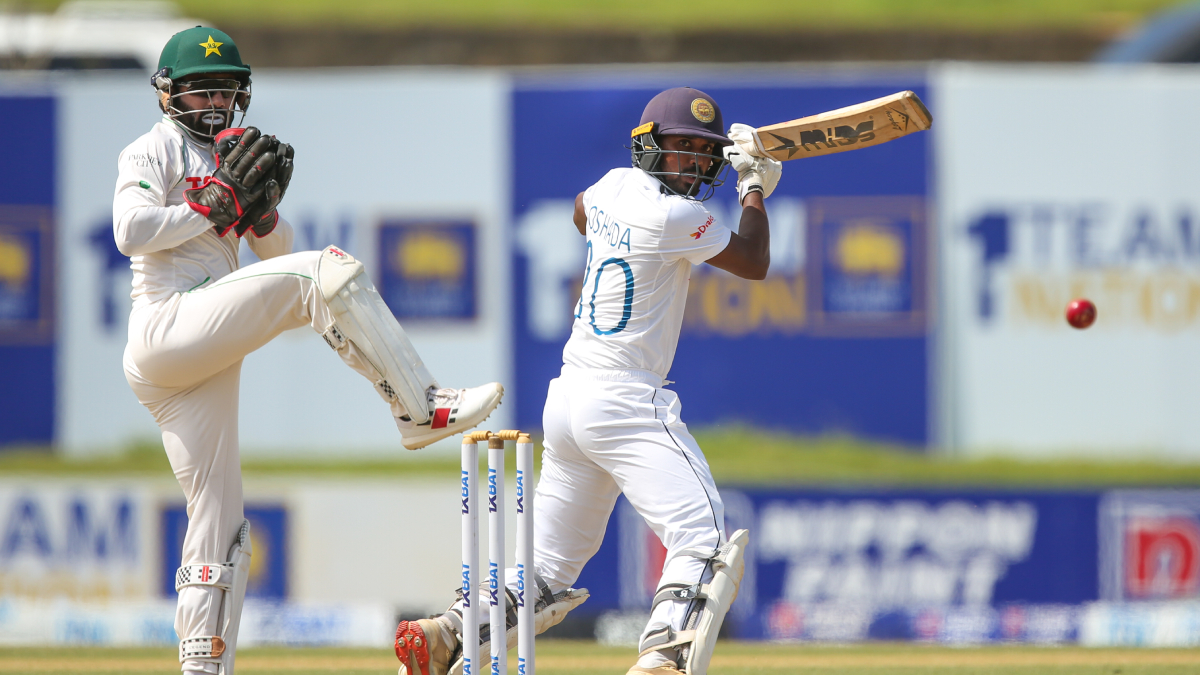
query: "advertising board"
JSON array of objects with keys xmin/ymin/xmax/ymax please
[
  {"xmin": 0, "ymin": 95, "xmax": 56, "ymax": 446},
  {"xmin": 511, "ymin": 74, "xmax": 931, "ymax": 444},
  {"xmin": 936, "ymin": 65, "xmax": 1200, "ymax": 458},
  {"xmin": 578, "ymin": 488, "xmax": 1100, "ymax": 643}
]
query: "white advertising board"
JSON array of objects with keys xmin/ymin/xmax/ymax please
[
  {"xmin": 48, "ymin": 68, "xmax": 512, "ymax": 457},
  {"xmin": 0, "ymin": 476, "xmax": 491, "ymax": 646},
  {"xmin": 936, "ymin": 64, "xmax": 1200, "ymax": 459}
]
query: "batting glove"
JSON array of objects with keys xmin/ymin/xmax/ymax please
[{"xmin": 725, "ymin": 123, "xmax": 782, "ymax": 203}]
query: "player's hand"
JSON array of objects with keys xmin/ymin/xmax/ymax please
[
  {"xmin": 184, "ymin": 127, "xmax": 278, "ymax": 236},
  {"xmin": 724, "ymin": 123, "xmax": 782, "ymax": 204},
  {"xmin": 235, "ymin": 142, "xmax": 294, "ymax": 238},
  {"xmin": 727, "ymin": 122, "xmax": 766, "ymax": 158}
]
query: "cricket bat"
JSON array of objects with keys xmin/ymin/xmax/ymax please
[{"xmin": 749, "ymin": 91, "xmax": 932, "ymax": 161}]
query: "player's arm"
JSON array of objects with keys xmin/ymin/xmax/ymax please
[
  {"xmin": 572, "ymin": 192, "xmax": 586, "ymax": 235},
  {"xmin": 112, "ymin": 139, "xmax": 214, "ymax": 256},
  {"xmin": 245, "ymin": 214, "xmax": 294, "ymax": 259},
  {"xmin": 704, "ymin": 192, "xmax": 769, "ymax": 280},
  {"xmin": 704, "ymin": 124, "xmax": 782, "ymax": 280}
]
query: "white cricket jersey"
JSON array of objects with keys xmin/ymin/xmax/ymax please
[
  {"xmin": 562, "ymin": 168, "xmax": 732, "ymax": 379},
  {"xmin": 112, "ymin": 117, "xmax": 293, "ymax": 308}
]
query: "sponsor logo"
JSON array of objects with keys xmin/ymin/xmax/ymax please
[
  {"xmin": 201, "ymin": 566, "xmax": 211, "ymax": 582},
  {"xmin": 461, "ymin": 471, "xmax": 470, "ymax": 514},
  {"xmin": 516, "ymin": 563, "xmax": 526, "ymax": 607},
  {"xmin": 462, "ymin": 563, "xmax": 472, "ymax": 607},
  {"xmin": 184, "ymin": 177, "xmax": 203, "ymax": 190},
  {"xmin": 128, "ymin": 153, "xmax": 162, "ymax": 168},
  {"xmin": 884, "ymin": 106, "xmax": 913, "ymax": 132},
  {"xmin": 690, "ymin": 98, "xmax": 716, "ymax": 123},
  {"xmin": 691, "ymin": 215, "xmax": 714, "ymax": 240},
  {"xmin": 488, "ymin": 469, "xmax": 498, "ymax": 513},
  {"xmin": 393, "ymin": 231, "xmax": 464, "ymax": 281},
  {"xmin": 1126, "ymin": 516, "xmax": 1200, "ymax": 599},
  {"xmin": 765, "ymin": 122, "xmax": 876, "ymax": 159},
  {"xmin": 758, "ymin": 499, "xmax": 1037, "ymax": 608},
  {"xmin": 965, "ymin": 205, "xmax": 1200, "ymax": 329},
  {"xmin": 489, "ymin": 562, "xmax": 500, "ymax": 605},
  {"xmin": 516, "ymin": 470, "xmax": 525, "ymax": 514},
  {"xmin": 327, "ymin": 246, "xmax": 347, "ymax": 258}
]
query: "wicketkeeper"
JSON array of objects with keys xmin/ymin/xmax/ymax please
[{"xmin": 114, "ymin": 27, "xmax": 503, "ymax": 675}]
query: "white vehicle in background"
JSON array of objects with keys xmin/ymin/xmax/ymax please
[{"xmin": 0, "ymin": 1, "xmax": 202, "ymax": 71}]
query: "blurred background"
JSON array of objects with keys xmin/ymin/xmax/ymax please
[{"xmin": 3, "ymin": 0, "xmax": 1200, "ymax": 653}]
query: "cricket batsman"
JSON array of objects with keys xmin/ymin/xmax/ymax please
[
  {"xmin": 114, "ymin": 27, "xmax": 503, "ymax": 675},
  {"xmin": 395, "ymin": 87, "xmax": 779, "ymax": 675}
]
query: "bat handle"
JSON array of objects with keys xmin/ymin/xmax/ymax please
[{"xmin": 743, "ymin": 128, "xmax": 769, "ymax": 158}]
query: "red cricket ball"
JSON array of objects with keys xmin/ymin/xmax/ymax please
[{"xmin": 1066, "ymin": 298, "xmax": 1096, "ymax": 330}]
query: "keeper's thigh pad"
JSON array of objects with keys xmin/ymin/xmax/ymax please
[
  {"xmin": 176, "ymin": 519, "xmax": 253, "ymax": 673},
  {"xmin": 638, "ymin": 529, "xmax": 749, "ymax": 675},
  {"xmin": 315, "ymin": 245, "xmax": 436, "ymax": 424}
]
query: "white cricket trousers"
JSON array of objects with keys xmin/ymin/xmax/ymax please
[
  {"xmin": 531, "ymin": 365, "xmax": 727, "ymax": 643},
  {"xmin": 123, "ymin": 251, "xmax": 382, "ymax": 675}
]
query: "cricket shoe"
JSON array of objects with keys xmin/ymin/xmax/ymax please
[
  {"xmin": 396, "ymin": 383, "xmax": 504, "ymax": 450},
  {"xmin": 396, "ymin": 616, "xmax": 458, "ymax": 675}
]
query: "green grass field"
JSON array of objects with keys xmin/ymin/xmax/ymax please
[
  {"xmin": 3, "ymin": 643, "xmax": 1200, "ymax": 674},
  {"xmin": 3, "ymin": 427, "xmax": 1200, "ymax": 487},
  {"xmin": 19, "ymin": 0, "xmax": 1184, "ymax": 31}
]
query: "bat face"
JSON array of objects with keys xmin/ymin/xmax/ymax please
[
  {"xmin": 753, "ymin": 91, "xmax": 932, "ymax": 162},
  {"xmin": 760, "ymin": 121, "xmax": 877, "ymax": 159}
]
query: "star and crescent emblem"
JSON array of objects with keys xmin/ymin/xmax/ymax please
[{"xmin": 199, "ymin": 36, "xmax": 223, "ymax": 57}]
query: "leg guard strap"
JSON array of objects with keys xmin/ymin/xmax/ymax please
[
  {"xmin": 637, "ymin": 624, "xmax": 697, "ymax": 658},
  {"xmin": 637, "ymin": 530, "xmax": 750, "ymax": 675},
  {"xmin": 180, "ymin": 635, "xmax": 227, "ymax": 661},
  {"xmin": 177, "ymin": 519, "xmax": 252, "ymax": 672}
]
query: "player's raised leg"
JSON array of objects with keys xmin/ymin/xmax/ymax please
[
  {"xmin": 129, "ymin": 246, "xmax": 502, "ymax": 450},
  {"xmin": 313, "ymin": 245, "xmax": 503, "ymax": 448}
]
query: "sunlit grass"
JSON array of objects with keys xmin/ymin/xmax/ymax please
[
  {"xmin": 16, "ymin": 0, "xmax": 1182, "ymax": 31},
  {"xmin": 4, "ymin": 427, "xmax": 1199, "ymax": 487}
]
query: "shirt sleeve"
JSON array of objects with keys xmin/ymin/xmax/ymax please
[
  {"xmin": 112, "ymin": 134, "xmax": 214, "ymax": 257},
  {"xmin": 656, "ymin": 199, "xmax": 732, "ymax": 265},
  {"xmin": 245, "ymin": 213, "xmax": 295, "ymax": 260}
]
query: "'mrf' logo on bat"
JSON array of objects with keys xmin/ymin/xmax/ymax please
[{"xmin": 768, "ymin": 121, "xmax": 877, "ymax": 157}]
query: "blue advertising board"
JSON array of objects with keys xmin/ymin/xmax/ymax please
[
  {"xmin": 511, "ymin": 76, "xmax": 930, "ymax": 444},
  {"xmin": 0, "ymin": 96, "xmax": 56, "ymax": 447},
  {"xmin": 377, "ymin": 220, "xmax": 478, "ymax": 321},
  {"xmin": 160, "ymin": 504, "xmax": 289, "ymax": 599},
  {"xmin": 571, "ymin": 487, "xmax": 1101, "ymax": 643}
]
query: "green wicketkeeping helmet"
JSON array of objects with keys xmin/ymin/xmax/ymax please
[
  {"xmin": 152, "ymin": 27, "xmax": 252, "ymax": 140},
  {"xmin": 156, "ymin": 26, "xmax": 251, "ymax": 81}
]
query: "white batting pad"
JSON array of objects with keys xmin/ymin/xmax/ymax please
[{"xmin": 315, "ymin": 245, "xmax": 437, "ymax": 425}]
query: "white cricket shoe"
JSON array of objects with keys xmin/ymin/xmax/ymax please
[
  {"xmin": 395, "ymin": 616, "xmax": 458, "ymax": 675},
  {"xmin": 396, "ymin": 383, "xmax": 504, "ymax": 450}
]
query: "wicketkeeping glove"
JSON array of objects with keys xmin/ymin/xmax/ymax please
[
  {"xmin": 234, "ymin": 142, "xmax": 294, "ymax": 238},
  {"xmin": 184, "ymin": 127, "xmax": 278, "ymax": 236},
  {"xmin": 724, "ymin": 122, "xmax": 782, "ymax": 204}
]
